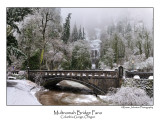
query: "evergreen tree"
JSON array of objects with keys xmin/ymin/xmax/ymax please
[
  {"xmin": 112, "ymin": 34, "xmax": 119, "ymax": 63},
  {"xmin": 111, "ymin": 33, "xmax": 125, "ymax": 64},
  {"xmin": 144, "ymin": 31, "xmax": 152, "ymax": 58},
  {"xmin": 7, "ymin": 8, "xmax": 33, "ymax": 65},
  {"xmin": 7, "ymin": 8, "xmax": 33, "ymax": 33},
  {"xmin": 22, "ymin": 50, "xmax": 40, "ymax": 70},
  {"xmin": 71, "ymin": 45, "xmax": 91, "ymax": 70},
  {"xmin": 19, "ymin": 20, "xmax": 37, "ymax": 68},
  {"xmin": 82, "ymin": 27, "xmax": 85, "ymax": 40},
  {"xmin": 61, "ymin": 13, "xmax": 72, "ymax": 44},
  {"xmin": 136, "ymin": 32, "xmax": 143, "ymax": 55},
  {"xmin": 71, "ymin": 23, "xmax": 78, "ymax": 42},
  {"xmin": 126, "ymin": 23, "xmax": 132, "ymax": 33},
  {"xmin": 78, "ymin": 26, "xmax": 83, "ymax": 40},
  {"xmin": 102, "ymin": 48, "xmax": 114, "ymax": 69}
]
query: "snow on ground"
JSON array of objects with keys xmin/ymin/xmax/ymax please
[{"xmin": 7, "ymin": 80, "xmax": 41, "ymax": 105}]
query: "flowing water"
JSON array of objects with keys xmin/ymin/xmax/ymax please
[
  {"xmin": 36, "ymin": 80, "xmax": 110, "ymax": 105},
  {"xmin": 36, "ymin": 80, "xmax": 153, "ymax": 106}
]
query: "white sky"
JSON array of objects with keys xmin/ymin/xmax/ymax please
[{"xmin": 61, "ymin": 8, "xmax": 153, "ymax": 30}]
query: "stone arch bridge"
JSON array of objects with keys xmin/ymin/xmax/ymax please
[{"xmin": 28, "ymin": 66, "xmax": 123, "ymax": 95}]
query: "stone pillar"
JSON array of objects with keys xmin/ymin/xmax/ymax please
[{"xmin": 118, "ymin": 66, "xmax": 123, "ymax": 87}]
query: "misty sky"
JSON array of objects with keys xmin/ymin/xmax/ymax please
[{"xmin": 61, "ymin": 8, "xmax": 153, "ymax": 31}]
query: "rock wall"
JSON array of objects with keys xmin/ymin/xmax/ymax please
[{"xmin": 123, "ymin": 78, "xmax": 153, "ymax": 97}]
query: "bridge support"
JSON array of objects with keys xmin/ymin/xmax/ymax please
[{"xmin": 118, "ymin": 66, "xmax": 124, "ymax": 87}]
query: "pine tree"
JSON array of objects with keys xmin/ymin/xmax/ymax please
[
  {"xmin": 61, "ymin": 13, "xmax": 72, "ymax": 44},
  {"xmin": 71, "ymin": 23, "xmax": 78, "ymax": 42},
  {"xmin": 82, "ymin": 27, "xmax": 85, "ymax": 40},
  {"xmin": 102, "ymin": 48, "xmax": 114, "ymax": 69},
  {"xmin": 78, "ymin": 26, "xmax": 83, "ymax": 40},
  {"xmin": 144, "ymin": 30, "xmax": 152, "ymax": 58}
]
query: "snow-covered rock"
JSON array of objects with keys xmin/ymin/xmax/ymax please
[
  {"xmin": 148, "ymin": 76, "xmax": 153, "ymax": 80},
  {"xmin": 134, "ymin": 75, "xmax": 140, "ymax": 79},
  {"xmin": 8, "ymin": 76, "xmax": 16, "ymax": 80}
]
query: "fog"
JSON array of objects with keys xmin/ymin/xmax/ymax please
[{"xmin": 61, "ymin": 8, "xmax": 153, "ymax": 33}]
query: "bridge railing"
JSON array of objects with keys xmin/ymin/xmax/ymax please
[
  {"xmin": 125, "ymin": 71, "xmax": 153, "ymax": 79},
  {"xmin": 28, "ymin": 70, "xmax": 119, "ymax": 79}
]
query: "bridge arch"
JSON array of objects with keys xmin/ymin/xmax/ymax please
[{"xmin": 42, "ymin": 77, "xmax": 106, "ymax": 95}]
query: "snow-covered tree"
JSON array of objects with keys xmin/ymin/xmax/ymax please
[
  {"xmin": 82, "ymin": 27, "xmax": 85, "ymax": 40},
  {"xmin": 111, "ymin": 33, "xmax": 125, "ymax": 64},
  {"xmin": 19, "ymin": 19, "xmax": 37, "ymax": 68},
  {"xmin": 7, "ymin": 7, "xmax": 33, "ymax": 65},
  {"xmin": 71, "ymin": 23, "xmax": 78, "ymax": 42},
  {"xmin": 100, "ymin": 17, "xmax": 153, "ymax": 70},
  {"xmin": 36, "ymin": 8, "xmax": 61, "ymax": 69},
  {"xmin": 44, "ymin": 39, "xmax": 64, "ymax": 70},
  {"xmin": 71, "ymin": 41, "xmax": 91, "ymax": 70},
  {"xmin": 18, "ymin": 8, "xmax": 62, "ymax": 70},
  {"xmin": 101, "ymin": 48, "xmax": 114, "ymax": 69},
  {"xmin": 78, "ymin": 26, "xmax": 83, "ymax": 40},
  {"xmin": 61, "ymin": 40, "xmax": 91, "ymax": 70},
  {"xmin": 61, "ymin": 13, "xmax": 71, "ymax": 44},
  {"xmin": 143, "ymin": 30, "xmax": 152, "ymax": 58}
]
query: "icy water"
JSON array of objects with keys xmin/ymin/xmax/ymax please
[{"xmin": 36, "ymin": 80, "xmax": 153, "ymax": 106}]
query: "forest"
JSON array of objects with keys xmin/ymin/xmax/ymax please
[{"xmin": 7, "ymin": 8, "xmax": 153, "ymax": 72}]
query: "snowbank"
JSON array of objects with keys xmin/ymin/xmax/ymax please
[{"xmin": 7, "ymin": 80, "xmax": 41, "ymax": 105}]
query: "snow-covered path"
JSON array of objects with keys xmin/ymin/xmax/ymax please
[{"xmin": 7, "ymin": 80, "xmax": 41, "ymax": 105}]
